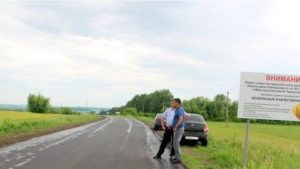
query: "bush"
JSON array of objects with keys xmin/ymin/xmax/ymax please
[
  {"xmin": 143, "ymin": 113, "xmax": 156, "ymax": 118},
  {"xmin": 73, "ymin": 111, "xmax": 82, "ymax": 115},
  {"xmin": 90, "ymin": 111, "xmax": 96, "ymax": 114},
  {"xmin": 99, "ymin": 110, "xmax": 107, "ymax": 115},
  {"xmin": 122, "ymin": 107, "xmax": 139, "ymax": 117},
  {"xmin": 27, "ymin": 93, "xmax": 51, "ymax": 113},
  {"xmin": 49, "ymin": 108, "xmax": 61, "ymax": 114},
  {"xmin": 61, "ymin": 107, "xmax": 72, "ymax": 115},
  {"xmin": 139, "ymin": 112, "xmax": 144, "ymax": 116}
]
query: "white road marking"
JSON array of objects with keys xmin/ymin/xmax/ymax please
[
  {"xmin": 15, "ymin": 159, "xmax": 32, "ymax": 167},
  {"xmin": 39, "ymin": 130, "xmax": 87, "ymax": 152},
  {"xmin": 92, "ymin": 117, "xmax": 113, "ymax": 134},
  {"xmin": 27, "ymin": 152, "xmax": 35, "ymax": 156},
  {"xmin": 126, "ymin": 119, "xmax": 132, "ymax": 134}
]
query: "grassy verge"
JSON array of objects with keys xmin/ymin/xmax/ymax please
[
  {"xmin": 117, "ymin": 115, "xmax": 300, "ymax": 169},
  {"xmin": 0, "ymin": 111, "xmax": 101, "ymax": 136},
  {"xmin": 203, "ymin": 122, "xmax": 300, "ymax": 169}
]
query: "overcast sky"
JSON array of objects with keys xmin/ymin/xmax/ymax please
[{"xmin": 1, "ymin": 1, "xmax": 300, "ymax": 108}]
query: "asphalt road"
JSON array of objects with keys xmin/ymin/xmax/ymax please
[{"xmin": 0, "ymin": 116, "xmax": 185, "ymax": 169}]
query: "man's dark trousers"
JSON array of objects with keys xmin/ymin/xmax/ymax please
[{"xmin": 156, "ymin": 128, "xmax": 175, "ymax": 157}]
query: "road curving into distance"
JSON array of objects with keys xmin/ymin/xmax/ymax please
[{"xmin": 0, "ymin": 116, "xmax": 185, "ymax": 169}]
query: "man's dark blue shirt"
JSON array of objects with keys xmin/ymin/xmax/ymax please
[{"xmin": 172, "ymin": 106, "xmax": 185, "ymax": 128}]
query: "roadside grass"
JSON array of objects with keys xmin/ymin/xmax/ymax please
[
  {"xmin": 205, "ymin": 122, "xmax": 300, "ymax": 169},
  {"xmin": 135, "ymin": 116, "xmax": 154, "ymax": 124},
  {"xmin": 118, "ymin": 115, "xmax": 300, "ymax": 169},
  {"xmin": 0, "ymin": 111, "xmax": 101, "ymax": 136}
]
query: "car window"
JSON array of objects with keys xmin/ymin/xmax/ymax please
[
  {"xmin": 186, "ymin": 115, "xmax": 204, "ymax": 122},
  {"xmin": 156, "ymin": 114, "xmax": 162, "ymax": 118}
]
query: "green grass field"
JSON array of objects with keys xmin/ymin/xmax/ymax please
[
  {"xmin": 0, "ymin": 111, "xmax": 101, "ymax": 136},
  {"xmin": 182, "ymin": 122, "xmax": 300, "ymax": 169}
]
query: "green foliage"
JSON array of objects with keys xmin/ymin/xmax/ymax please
[
  {"xmin": 49, "ymin": 107, "xmax": 61, "ymax": 114},
  {"xmin": 89, "ymin": 111, "xmax": 96, "ymax": 115},
  {"xmin": 143, "ymin": 113, "xmax": 156, "ymax": 118},
  {"xmin": 138, "ymin": 112, "xmax": 144, "ymax": 116},
  {"xmin": 125, "ymin": 89, "xmax": 174, "ymax": 113},
  {"xmin": 122, "ymin": 107, "xmax": 139, "ymax": 117},
  {"xmin": 99, "ymin": 110, "xmax": 107, "ymax": 115},
  {"xmin": 27, "ymin": 93, "xmax": 51, "ymax": 113},
  {"xmin": 182, "ymin": 96, "xmax": 210, "ymax": 120},
  {"xmin": 109, "ymin": 106, "xmax": 125, "ymax": 115},
  {"xmin": 73, "ymin": 111, "xmax": 82, "ymax": 115},
  {"xmin": 61, "ymin": 107, "xmax": 72, "ymax": 115}
]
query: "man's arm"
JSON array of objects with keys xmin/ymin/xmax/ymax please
[
  {"xmin": 161, "ymin": 117, "xmax": 166, "ymax": 130},
  {"xmin": 161, "ymin": 108, "xmax": 169, "ymax": 130},
  {"xmin": 174, "ymin": 116, "xmax": 183, "ymax": 129},
  {"xmin": 184, "ymin": 112, "xmax": 190, "ymax": 120}
]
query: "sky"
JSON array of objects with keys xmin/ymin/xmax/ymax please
[{"xmin": 1, "ymin": 1, "xmax": 300, "ymax": 108}]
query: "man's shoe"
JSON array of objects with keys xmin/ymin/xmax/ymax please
[
  {"xmin": 153, "ymin": 155, "xmax": 161, "ymax": 159},
  {"xmin": 169, "ymin": 155, "xmax": 175, "ymax": 160},
  {"xmin": 170, "ymin": 158, "xmax": 182, "ymax": 163}
]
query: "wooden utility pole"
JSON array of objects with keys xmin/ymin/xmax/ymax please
[{"xmin": 226, "ymin": 91, "xmax": 229, "ymax": 127}]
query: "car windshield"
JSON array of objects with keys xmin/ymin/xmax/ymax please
[
  {"xmin": 186, "ymin": 115, "xmax": 204, "ymax": 122},
  {"xmin": 156, "ymin": 114, "xmax": 163, "ymax": 118}
]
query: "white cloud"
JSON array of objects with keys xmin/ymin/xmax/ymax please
[
  {"xmin": 0, "ymin": 4, "xmax": 215, "ymax": 106},
  {"xmin": 1, "ymin": 1, "xmax": 300, "ymax": 107}
]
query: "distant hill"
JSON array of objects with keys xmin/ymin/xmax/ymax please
[
  {"xmin": 67, "ymin": 107, "xmax": 111, "ymax": 114},
  {"xmin": 0, "ymin": 104, "xmax": 27, "ymax": 110},
  {"xmin": 0, "ymin": 104, "xmax": 111, "ymax": 113}
]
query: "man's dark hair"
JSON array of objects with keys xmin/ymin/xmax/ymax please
[{"xmin": 172, "ymin": 98, "xmax": 181, "ymax": 105}]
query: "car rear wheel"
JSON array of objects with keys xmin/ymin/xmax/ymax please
[{"xmin": 200, "ymin": 139, "xmax": 208, "ymax": 146}]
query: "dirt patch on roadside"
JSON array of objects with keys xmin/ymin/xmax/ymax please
[{"xmin": 0, "ymin": 118, "xmax": 104, "ymax": 148}]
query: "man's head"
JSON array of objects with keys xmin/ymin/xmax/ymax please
[{"xmin": 172, "ymin": 98, "xmax": 181, "ymax": 109}]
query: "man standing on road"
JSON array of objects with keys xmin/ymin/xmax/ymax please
[
  {"xmin": 153, "ymin": 100, "xmax": 190, "ymax": 160},
  {"xmin": 171, "ymin": 98, "xmax": 185, "ymax": 164}
]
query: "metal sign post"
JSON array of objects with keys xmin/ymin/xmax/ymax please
[{"xmin": 243, "ymin": 119, "xmax": 250, "ymax": 168}]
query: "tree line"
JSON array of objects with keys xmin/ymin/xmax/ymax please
[
  {"xmin": 110, "ymin": 89, "xmax": 173, "ymax": 115},
  {"xmin": 109, "ymin": 89, "xmax": 300, "ymax": 125}
]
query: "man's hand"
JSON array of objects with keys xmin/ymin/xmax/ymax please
[
  {"xmin": 173, "ymin": 127, "xmax": 177, "ymax": 132},
  {"xmin": 162, "ymin": 126, "xmax": 166, "ymax": 130}
]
